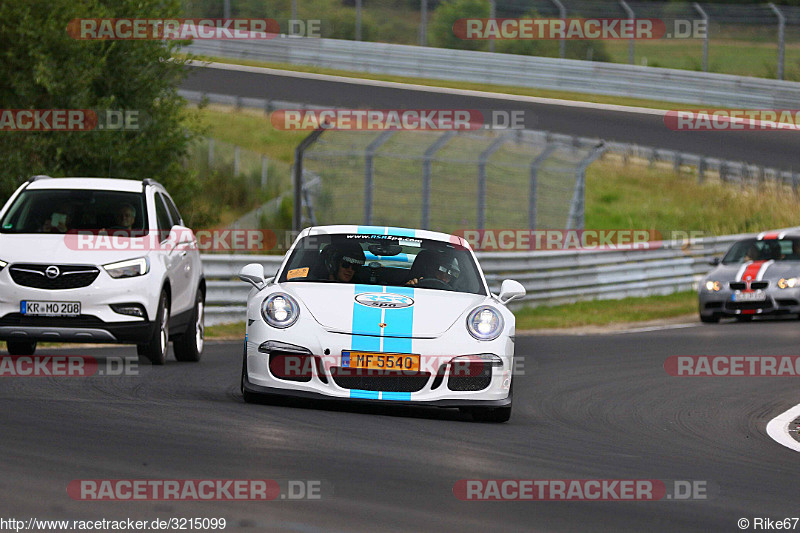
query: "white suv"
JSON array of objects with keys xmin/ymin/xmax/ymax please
[{"xmin": 0, "ymin": 176, "xmax": 205, "ymax": 364}]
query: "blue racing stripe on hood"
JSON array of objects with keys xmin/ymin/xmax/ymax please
[
  {"xmin": 382, "ymin": 286, "xmax": 414, "ymax": 354},
  {"xmin": 352, "ymin": 284, "xmax": 381, "ymax": 352}
]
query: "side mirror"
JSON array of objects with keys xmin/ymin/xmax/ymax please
[
  {"xmin": 498, "ymin": 279, "xmax": 525, "ymax": 304},
  {"xmin": 708, "ymin": 257, "xmax": 721, "ymax": 266},
  {"xmin": 239, "ymin": 263, "xmax": 265, "ymax": 290}
]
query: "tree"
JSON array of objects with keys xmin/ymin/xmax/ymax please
[{"xmin": 0, "ymin": 0, "xmax": 201, "ymax": 204}]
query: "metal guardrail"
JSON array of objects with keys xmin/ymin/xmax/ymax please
[
  {"xmin": 186, "ymin": 37, "xmax": 800, "ymax": 108},
  {"xmin": 201, "ymin": 232, "xmax": 757, "ymax": 324}
]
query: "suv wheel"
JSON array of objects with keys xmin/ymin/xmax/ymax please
[
  {"xmin": 173, "ymin": 289, "xmax": 204, "ymax": 362},
  {"xmin": 7, "ymin": 340, "xmax": 37, "ymax": 356},
  {"xmin": 138, "ymin": 290, "xmax": 169, "ymax": 365}
]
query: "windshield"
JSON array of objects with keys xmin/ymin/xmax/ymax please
[
  {"xmin": 722, "ymin": 238, "xmax": 800, "ymax": 264},
  {"xmin": 0, "ymin": 189, "xmax": 148, "ymax": 234},
  {"xmin": 278, "ymin": 233, "xmax": 486, "ymax": 295}
]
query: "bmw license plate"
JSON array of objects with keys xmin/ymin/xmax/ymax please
[
  {"xmin": 342, "ymin": 351, "xmax": 420, "ymax": 372},
  {"xmin": 732, "ymin": 291, "xmax": 766, "ymax": 302},
  {"xmin": 20, "ymin": 301, "xmax": 81, "ymax": 316}
]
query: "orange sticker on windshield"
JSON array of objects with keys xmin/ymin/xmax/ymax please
[{"xmin": 287, "ymin": 267, "xmax": 309, "ymax": 280}]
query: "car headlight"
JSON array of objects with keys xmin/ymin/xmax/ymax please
[
  {"xmin": 466, "ymin": 306, "xmax": 504, "ymax": 341},
  {"xmin": 261, "ymin": 293, "xmax": 300, "ymax": 329},
  {"xmin": 103, "ymin": 257, "xmax": 149, "ymax": 279},
  {"xmin": 0, "ymin": 259, "xmax": 6, "ymax": 272},
  {"xmin": 704, "ymin": 280, "xmax": 721, "ymax": 291},
  {"xmin": 778, "ymin": 278, "xmax": 798, "ymax": 289}
]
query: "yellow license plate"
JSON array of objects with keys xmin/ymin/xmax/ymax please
[{"xmin": 343, "ymin": 351, "xmax": 420, "ymax": 372}]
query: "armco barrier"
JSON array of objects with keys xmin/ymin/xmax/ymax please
[
  {"xmin": 201, "ymin": 232, "xmax": 761, "ymax": 325},
  {"xmin": 186, "ymin": 37, "xmax": 800, "ymax": 108}
]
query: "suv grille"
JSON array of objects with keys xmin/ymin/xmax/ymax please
[{"xmin": 9, "ymin": 264, "xmax": 100, "ymax": 289}]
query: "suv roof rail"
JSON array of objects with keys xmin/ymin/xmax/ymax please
[
  {"xmin": 28, "ymin": 175, "xmax": 53, "ymax": 182},
  {"xmin": 142, "ymin": 178, "xmax": 164, "ymax": 188}
]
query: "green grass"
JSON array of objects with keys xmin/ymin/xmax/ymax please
[
  {"xmin": 206, "ymin": 322, "xmax": 246, "ymax": 339},
  {"xmin": 513, "ymin": 291, "xmax": 697, "ymax": 329}
]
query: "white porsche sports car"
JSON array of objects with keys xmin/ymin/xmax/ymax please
[{"xmin": 238, "ymin": 225, "xmax": 525, "ymax": 422}]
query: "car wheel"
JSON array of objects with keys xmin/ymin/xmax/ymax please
[
  {"xmin": 241, "ymin": 344, "xmax": 259, "ymax": 403},
  {"xmin": 139, "ymin": 290, "xmax": 169, "ymax": 365},
  {"xmin": 173, "ymin": 289, "xmax": 204, "ymax": 362},
  {"xmin": 470, "ymin": 380, "xmax": 513, "ymax": 423},
  {"xmin": 7, "ymin": 340, "xmax": 36, "ymax": 355},
  {"xmin": 699, "ymin": 314, "xmax": 719, "ymax": 323}
]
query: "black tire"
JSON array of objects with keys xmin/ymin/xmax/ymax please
[
  {"xmin": 241, "ymin": 344, "xmax": 259, "ymax": 403},
  {"xmin": 7, "ymin": 340, "xmax": 36, "ymax": 356},
  {"xmin": 173, "ymin": 289, "xmax": 204, "ymax": 362},
  {"xmin": 470, "ymin": 381, "xmax": 513, "ymax": 423},
  {"xmin": 139, "ymin": 290, "xmax": 169, "ymax": 365},
  {"xmin": 699, "ymin": 314, "xmax": 719, "ymax": 323}
]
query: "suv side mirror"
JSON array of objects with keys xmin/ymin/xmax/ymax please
[
  {"xmin": 498, "ymin": 279, "xmax": 525, "ymax": 304},
  {"xmin": 239, "ymin": 263, "xmax": 265, "ymax": 290},
  {"xmin": 708, "ymin": 257, "xmax": 721, "ymax": 266}
]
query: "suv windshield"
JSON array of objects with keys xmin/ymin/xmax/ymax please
[
  {"xmin": 278, "ymin": 233, "xmax": 486, "ymax": 295},
  {"xmin": 0, "ymin": 189, "xmax": 148, "ymax": 235},
  {"xmin": 722, "ymin": 238, "xmax": 800, "ymax": 264}
]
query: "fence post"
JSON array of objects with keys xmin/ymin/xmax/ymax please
[
  {"xmin": 619, "ymin": 0, "xmax": 635, "ymax": 65},
  {"xmin": 363, "ymin": 131, "xmax": 395, "ymax": 225},
  {"xmin": 261, "ymin": 155, "xmax": 268, "ymax": 188},
  {"xmin": 528, "ymin": 145, "xmax": 557, "ymax": 230},
  {"xmin": 419, "ymin": 0, "xmax": 428, "ymax": 46},
  {"xmin": 293, "ymin": 128, "xmax": 327, "ymax": 232},
  {"xmin": 568, "ymin": 143, "xmax": 606, "ymax": 230},
  {"xmin": 421, "ymin": 131, "xmax": 456, "ymax": 230},
  {"xmin": 488, "ymin": 0, "xmax": 496, "ymax": 53},
  {"xmin": 769, "ymin": 3, "xmax": 786, "ymax": 81},
  {"xmin": 355, "ymin": 0, "xmax": 362, "ymax": 41},
  {"xmin": 551, "ymin": 0, "xmax": 567, "ymax": 59},
  {"xmin": 477, "ymin": 134, "xmax": 509, "ymax": 230},
  {"xmin": 693, "ymin": 3, "xmax": 709, "ymax": 72}
]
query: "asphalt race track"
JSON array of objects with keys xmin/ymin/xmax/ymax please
[
  {"xmin": 183, "ymin": 64, "xmax": 800, "ymax": 170},
  {"xmin": 3, "ymin": 320, "xmax": 800, "ymax": 532}
]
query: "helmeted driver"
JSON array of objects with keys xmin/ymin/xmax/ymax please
[{"xmin": 324, "ymin": 241, "xmax": 366, "ymax": 283}]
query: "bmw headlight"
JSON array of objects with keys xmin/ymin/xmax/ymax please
[
  {"xmin": 704, "ymin": 280, "xmax": 721, "ymax": 291},
  {"xmin": 261, "ymin": 293, "xmax": 300, "ymax": 329},
  {"xmin": 103, "ymin": 257, "xmax": 149, "ymax": 279},
  {"xmin": 778, "ymin": 278, "xmax": 798, "ymax": 289},
  {"xmin": 466, "ymin": 306, "xmax": 504, "ymax": 341}
]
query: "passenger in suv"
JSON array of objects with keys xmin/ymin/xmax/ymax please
[{"xmin": 0, "ymin": 176, "xmax": 206, "ymax": 365}]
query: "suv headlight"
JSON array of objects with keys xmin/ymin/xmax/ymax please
[
  {"xmin": 261, "ymin": 293, "xmax": 300, "ymax": 329},
  {"xmin": 466, "ymin": 306, "xmax": 504, "ymax": 341},
  {"xmin": 103, "ymin": 257, "xmax": 149, "ymax": 279}
]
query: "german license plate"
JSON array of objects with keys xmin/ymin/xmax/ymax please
[
  {"xmin": 732, "ymin": 291, "xmax": 766, "ymax": 302},
  {"xmin": 342, "ymin": 351, "xmax": 420, "ymax": 372},
  {"xmin": 20, "ymin": 301, "xmax": 81, "ymax": 316}
]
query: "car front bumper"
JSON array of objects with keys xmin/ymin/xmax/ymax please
[{"xmin": 699, "ymin": 287, "xmax": 800, "ymax": 317}]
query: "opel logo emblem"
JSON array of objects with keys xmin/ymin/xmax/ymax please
[{"xmin": 45, "ymin": 266, "xmax": 60, "ymax": 279}]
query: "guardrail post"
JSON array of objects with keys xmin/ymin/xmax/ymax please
[
  {"xmin": 673, "ymin": 152, "xmax": 682, "ymax": 174},
  {"xmin": 422, "ymin": 131, "xmax": 456, "ymax": 230},
  {"xmin": 261, "ymin": 155, "xmax": 268, "ymax": 188},
  {"xmin": 719, "ymin": 160, "xmax": 727, "ymax": 183},
  {"xmin": 234, "ymin": 146, "xmax": 240, "ymax": 176},
  {"xmin": 478, "ymin": 133, "xmax": 509, "ymax": 230},
  {"xmin": 528, "ymin": 145, "xmax": 557, "ymax": 230},
  {"xmin": 769, "ymin": 3, "xmax": 786, "ymax": 81},
  {"xmin": 698, "ymin": 157, "xmax": 706, "ymax": 183},
  {"xmin": 567, "ymin": 143, "xmax": 606, "ymax": 230},
  {"xmin": 793, "ymin": 170, "xmax": 798, "ymax": 195},
  {"xmin": 208, "ymin": 138, "xmax": 214, "ymax": 167},
  {"xmin": 363, "ymin": 131, "xmax": 395, "ymax": 225},
  {"xmin": 293, "ymin": 128, "xmax": 327, "ymax": 232},
  {"xmin": 619, "ymin": 0, "xmax": 635, "ymax": 65},
  {"xmin": 693, "ymin": 3, "xmax": 709, "ymax": 72},
  {"xmin": 551, "ymin": 0, "xmax": 567, "ymax": 58}
]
